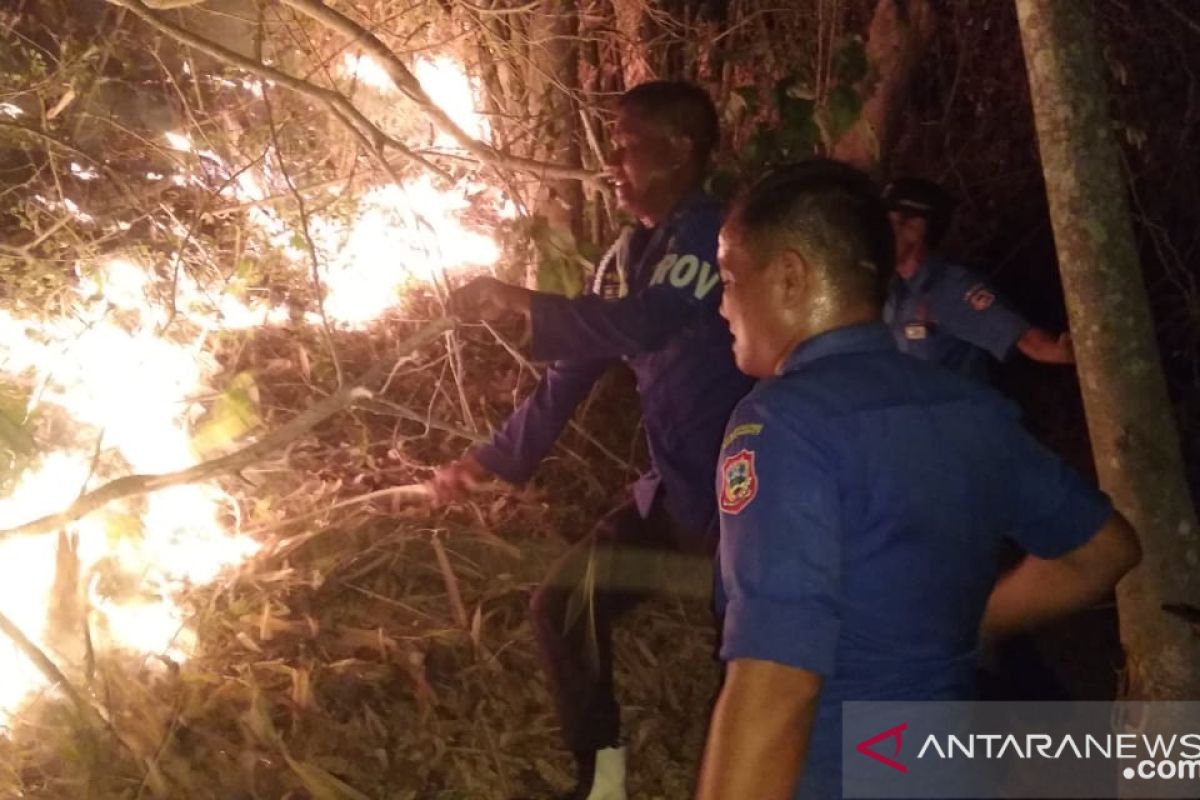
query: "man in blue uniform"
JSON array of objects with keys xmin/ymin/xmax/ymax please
[
  {"xmin": 882, "ymin": 178, "xmax": 1074, "ymax": 380},
  {"xmin": 433, "ymin": 81, "xmax": 753, "ymax": 800},
  {"xmin": 694, "ymin": 161, "xmax": 1141, "ymax": 800}
]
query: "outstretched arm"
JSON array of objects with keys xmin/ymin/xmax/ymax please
[
  {"xmin": 450, "ymin": 266, "xmax": 721, "ymax": 362},
  {"xmin": 471, "ymin": 357, "xmax": 610, "ymax": 485}
]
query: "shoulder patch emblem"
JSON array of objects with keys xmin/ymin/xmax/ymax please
[
  {"xmin": 965, "ymin": 285, "xmax": 995, "ymax": 311},
  {"xmin": 722, "ymin": 422, "xmax": 763, "ymax": 449},
  {"xmin": 720, "ymin": 449, "xmax": 758, "ymax": 515}
]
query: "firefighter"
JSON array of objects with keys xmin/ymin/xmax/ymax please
[
  {"xmin": 882, "ymin": 178, "xmax": 1074, "ymax": 381},
  {"xmin": 696, "ymin": 161, "xmax": 1139, "ymax": 799},
  {"xmin": 435, "ymin": 81, "xmax": 753, "ymax": 800}
]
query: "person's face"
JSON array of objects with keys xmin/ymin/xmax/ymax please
[
  {"xmin": 606, "ymin": 108, "xmax": 691, "ymax": 221},
  {"xmin": 718, "ymin": 224, "xmax": 802, "ymax": 378},
  {"xmin": 888, "ymin": 210, "xmax": 927, "ymax": 257}
]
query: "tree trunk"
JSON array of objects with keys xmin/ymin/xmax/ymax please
[
  {"xmin": 1015, "ymin": 0, "xmax": 1200, "ymax": 700},
  {"xmin": 830, "ymin": 0, "xmax": 935, "ymax": 174},
  {"xmin": 612, "ymin": 0, "xmax": 654, "ymax": 87}
]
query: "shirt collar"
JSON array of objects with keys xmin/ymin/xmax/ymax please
[
  {"xmin": 905, "ymin": 252, "xmax": 945, "ymax": 291},
  {"xmin": 780, "ymin": 322, "xmax": 897, "ymax": 374},
  {"xmin": 637, "ymin": 188, "xmax": 712, "ymax": 232}
]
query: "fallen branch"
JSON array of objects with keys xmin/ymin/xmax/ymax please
[{"xmin": 0, "ymin": 319, "xmax": 453, "ymax": 540}]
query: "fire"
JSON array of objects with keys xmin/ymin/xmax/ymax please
[
  {"xmin": 314, "ymin": 177, "xmax": 503, "ymax": 322},
  {"xmin": 414, "ymin": 56, "xmax": 491, "ymax": 142},
  {"xmin": 0, "ymin": 268, "xmax": 261, "ymax": 719},
  {"xmin": 0, "ymin": 53, "xmax": 507, "ymax": 722}
]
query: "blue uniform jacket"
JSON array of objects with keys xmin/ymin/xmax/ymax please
[
  {"xmin": 475, "ymin": 192, "xmax": 754, "ymax": 539},
  {"xmin": 883, "ymin": 253, "xmax": 1031, "ymax": 381},
  {"xmin": 714, "ymin": 323, "xmax": 1112, "ymax": 799}
]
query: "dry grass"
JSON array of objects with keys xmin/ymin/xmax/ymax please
[{"xmin": 0, "ymin": 307, "xmax": 720, "ymax": 800}]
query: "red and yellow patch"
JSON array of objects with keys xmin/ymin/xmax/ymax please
[
  {"xmin": 719, "ymin": 449, "xmax": 758, "ymax": 515},
  {"xmin": 965, "ymin": 285, "xmax": 995, "ymax": 311}
]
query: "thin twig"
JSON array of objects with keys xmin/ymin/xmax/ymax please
[
  {"xmin": 260, "ymin": 68, "xmax": 344, "ymax": 386},
  {"xmin": 106, "ymin": 0, "xmax": 445, "ymax": 181},
  {"xmin": 276, "ymin": 0, "xmax": 599, "ymax": 183},
  {"xmin": 0, "ymin": 608, "xmax": 107, "ymax": 731},
  {"xmin": 430, "ymin": 533, "xmax": 470, "ymax": 628}
]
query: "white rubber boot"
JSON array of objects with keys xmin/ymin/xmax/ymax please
[{"xmin": 583, "ymin": 746, "xmax": 627, "ymax": 800}]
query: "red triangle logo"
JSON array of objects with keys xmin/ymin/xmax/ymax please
[{"xmin": 855, "ymin": 722, "xmax": 909, "ymax": 773}]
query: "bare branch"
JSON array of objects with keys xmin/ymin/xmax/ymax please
[
  {"xmin": 107, "ymin": 0, "xmax": 597, "ymax": 184},
  {"xmin": 105, "ymin": 0, "xmax": 448, "ymax": 181},
  {"xmin": 276, "ymin": 0, "xmax": 600, "ymax": 183}
]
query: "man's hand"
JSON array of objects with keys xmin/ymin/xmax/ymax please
[
  {"xmin": 448, "ymin": 277, "xmax": 533, "ymax": 321},
  {"xmin": 1017, "ymin": 327, "xmax": 1075, "ymax": 365},
  {"xmin": 427, "ymin": 453, "xmax": 492, "ymax": 505}
]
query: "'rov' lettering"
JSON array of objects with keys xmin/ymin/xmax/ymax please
[{"xmin": 651, "ymin": 253, "xmax": 720, "ymax": 299}]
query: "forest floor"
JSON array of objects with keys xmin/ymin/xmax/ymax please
[
  {"xmin": 1, "ymin": 309, "xmax": 721, "ymax": 800},
  {"xmin": 0, "ymin": 301, "xmax": 1130, "ymax": 799}
]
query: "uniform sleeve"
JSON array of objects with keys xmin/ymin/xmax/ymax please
[
  {"xmin": 716, "ymin": 398, "xmax": 843, "ymax": 675},
  {"xmin": 934, "ymin": 264, "xmax": 1031, "ymax": 361},
  {"xmin": 528, "ymin": 211, "xmax": 723, "ymax": 361},
  {"xmin": 1004, "ymin": 425, "xmax": 1114, "ymax": 558},
  {"xmin": 473, "ymin": 358, "xmax": 610, "ymax": 484}
]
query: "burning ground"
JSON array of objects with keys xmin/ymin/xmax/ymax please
[{"xmin": 0, "ymin": 307, "xmax": 719, "ymax": 799}]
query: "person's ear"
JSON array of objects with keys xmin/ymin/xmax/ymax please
[
  {"xmin": 777, "ymin": 248, "xmax": 810, "ymax": 304},
  {"xmin": 910, "ymin": 216, "xmax": 929, "ymax": 241},
  {"xmin": 667, "ymin": 134, "xmax": 694, "ymax": 172}
]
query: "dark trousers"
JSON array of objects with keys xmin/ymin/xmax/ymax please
[{"xmin": 530, "ymin": 498, "xmax": 713, "ymax": 755}]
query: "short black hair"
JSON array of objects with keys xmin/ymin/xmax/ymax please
[
  {"xmin": 881, "ymin": 177, "xmax": 955, "ymax": 246},
  {"xmin": 729, "ymin": 158, "xmax": 895, "ymax": 303},
  {"xmin": 618, "ymin": 81, "xmax": 719, "ymax": 167}
]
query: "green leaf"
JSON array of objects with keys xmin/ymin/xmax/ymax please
[
  {"xmin": 529, "ymin": 216, "xmax": 590, "ymax": 298},
  {"xmin": 240, "ymin": 684, "xmax": 280, "ymax": 746},
  {"xmin": 823, "ymin": 84, "xmax": 863, "ymax": 143},
  {"xmin": 192, "ymin": 371, "xmax": 261, "ymax": 455},
  {"xmin": 730, "ymin": 86, "xmax": 758, "ymax": 118},
  {"xmin": 102, "ymin": 510, "xmax": 144, "ymax": 547},
  {"xmin": 833, "ymin": 36, "xmax": 869, "ymax": 85}
]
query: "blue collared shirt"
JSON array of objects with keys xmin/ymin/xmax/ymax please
[
  {"xmin": 883, "ymin": 254, "xmax": 1031, "ymax": 381},
  {"xmin": 715, "ymin": 323, "xmax": 1112, "ymax": 798},
  {"xmin": 475, "ymin": 192, "xmax": 753, "ymax": 539}
]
